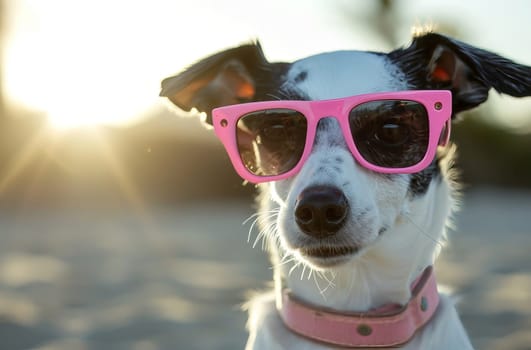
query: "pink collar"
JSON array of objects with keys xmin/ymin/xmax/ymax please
[{"xmin": 279, "ymin": 266, "xmax": 439, "ymax": 348}]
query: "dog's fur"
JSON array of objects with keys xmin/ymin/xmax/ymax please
[{"xmin": 161, "ymin": 33, "xmax": 531, "ymax": 349}]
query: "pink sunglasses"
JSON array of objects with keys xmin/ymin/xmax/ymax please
[{"xmin": 212, "ymin": 90, "xmax": 452, "ymax": 183}]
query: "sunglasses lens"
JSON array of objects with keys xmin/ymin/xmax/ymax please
[
  {"xmin": 236, "ymin": 109, "xmax": 307, "ymax": 176},
  {"xmin": 349, "ymin": 100, "xmax": 429, "ymax": 169}
]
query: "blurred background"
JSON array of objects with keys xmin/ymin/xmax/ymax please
[{"xmin": 0, "ymin": 0, "xmax": 530, "ymax": 349}]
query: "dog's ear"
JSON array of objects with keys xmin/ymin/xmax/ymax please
[
  {"xmin": 391, "ymin": 32, "xmax": 531, "ymax": 115},
  {"xmin": 160, "ymin": 42, "xmax": 278, "ymax": 124}
]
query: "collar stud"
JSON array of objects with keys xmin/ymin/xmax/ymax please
[
  {"xmin": 420, "ymin": 296, "xmax": 429, "ymax": 311},
  {"xmin": 357, "ymin": 324, "xmax": 373, "ymax": 336}
]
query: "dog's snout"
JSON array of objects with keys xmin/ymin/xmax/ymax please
[{"xmin": 295, "ymin": 186, "xmax": 349, "ymax": 238}]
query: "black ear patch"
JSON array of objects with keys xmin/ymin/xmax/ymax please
[
  {"xmin": 390, "ymin": 32, "xmax": 531, "ymax": 116},
  {"xmin": 160, "ymin": 42, "xmax": 288, "ymax": 124}
]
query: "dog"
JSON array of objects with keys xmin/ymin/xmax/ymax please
[{"xmin": 160, "ymin": 32, "xmax": 531, "ymax": 349}]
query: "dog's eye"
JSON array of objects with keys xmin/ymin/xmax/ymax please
[
  {"xmin": 252, "ymin": 111, "xmax": 306, "ymax": 144},
  {"xmin": 261, "ymin": 123, "xmax": 290, "ymax": 141},
  {"xmin": 374, "ymin": 117, "xmax": 410, "ymax": 147},
  {"xmin": 349, "ymin": 100, "xmax": 429, "ymax": 169},
  {"xmin": 236, "ymin": 109, "xmax": 307, "ymax": 176}
]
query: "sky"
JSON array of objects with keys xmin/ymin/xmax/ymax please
[{"xmin": 3, "ymin": 0, "xmax": 531, "ymax": 130}]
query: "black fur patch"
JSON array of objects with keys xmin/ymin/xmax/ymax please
[
  {"xmin": 407, "ymin": 147, "xmax": 457, "ymax": 197},
  {"xmin": 408, "ymin": 160, "xmax": 441, "ymax": 197},
  {"xmin": 160, "ymin": 42, "xmax": 293, "ymax": 124},
  {"xmin": 388, "ymin": 32, "xmax": 531, "ymax": 117}
]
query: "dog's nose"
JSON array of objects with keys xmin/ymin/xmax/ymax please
[{"xmin": 295, "ymin": 186, "xmax": 349, "ymax": 238}]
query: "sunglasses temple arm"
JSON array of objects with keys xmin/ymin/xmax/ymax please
[{"xmin": 438, "ymin": 120, "xmax": 451, "ymax": 146}]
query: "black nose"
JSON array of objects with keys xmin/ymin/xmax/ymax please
[{"xmin": 295, "ymin": 186, "xmax": 349, "ymax": 238}]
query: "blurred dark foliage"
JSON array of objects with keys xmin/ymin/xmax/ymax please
[
  {"xmin": 0, "ymin": 107, "xmax": 529, "ymax": 210},
  {"xmin": 452, "ymin": 114, "xmax": 531, "ymax": 188}
]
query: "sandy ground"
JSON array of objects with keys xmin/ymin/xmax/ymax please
[{"xmin": 0, "ymin": 188, "xmax": 530, "ymax": 350}]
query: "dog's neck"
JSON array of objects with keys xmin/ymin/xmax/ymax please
[
  {"xmin": 268, "ymin": 180, "xmax": 453, "ymax": 313},
  {"xmin": 276, "ymin": 247, "xmax": 432, "ymax": 313}
]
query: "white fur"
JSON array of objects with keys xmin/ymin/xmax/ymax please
[
  {"xmin": 244, "ymin": 52, "xmax": 474, "ymax": 349},
  {"xmin": 283, "ymin": 51, "xmax": 407, "ymax": 100}
]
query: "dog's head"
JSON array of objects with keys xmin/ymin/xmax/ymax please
[{"xmin": 161, "ymin": 33, "xmax": 531, "ymax": 272}]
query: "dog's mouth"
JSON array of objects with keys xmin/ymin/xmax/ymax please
[
  {"xmin": 296, "ymin": 245, "xmax": 360, "ymax": 268},
  {"xmin": 299, "ymin": 245, "xmax": 359, "ymax": 260}
]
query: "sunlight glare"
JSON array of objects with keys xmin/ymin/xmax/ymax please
[
  {"xmin": 3, "ymin": 1, "xmax": 185, "ymax": 130},
  {"xmin": 3, "ymin": 0, "xmax": 368, "ymax": 131}
]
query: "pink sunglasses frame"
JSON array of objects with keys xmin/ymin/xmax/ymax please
[{"xmin": 212, "ymin": 90, "xmax": 452, "ymax": 184}]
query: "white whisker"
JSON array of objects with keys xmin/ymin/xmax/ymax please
[
  {"xmin": 404, "ymin": 215, "xmax": 445, "ymax": 248},
  {"xmin": 317, "ymin": 270, "xmax": 336, "ymax": 292},
  {"xmin": 271, "ymin": 254, "xmax": 297, "ymax": 270},
  {"xmin": 289, "ymin": 261, "xmax": 302, "ymax": 277},
  {"xmin": 242, "ymin": 212, "xmax": 261, "ymax": 226},
  {"xmin": 300, "ymin": 264, "xmax": 307, "ymax": 281},
  {"xmin": 243, "ymin": 209, "xmax": 280, "ymax": 246},
  {"xmin": 307, "ymin": 267, "xmax": 313, "ymax": 280},
  {"xmin": 280, "ymin": 253, "xmax": 296, "ymax": 266},
  {"xmin": 252, "ymin": 220, "xmax": 277, "ymax": 249},
  {"xmin": 312, "ymin": 272, "xmax": 331, "ymax": 298}
]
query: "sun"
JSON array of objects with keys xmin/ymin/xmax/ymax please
[{"xmin": 3, "ymin": 0, "xmax": 165, "ymax": 130}]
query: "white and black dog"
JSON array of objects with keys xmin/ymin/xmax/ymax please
[{"xmin": 160, "ymin": 32, "xmax": 531, "ymax": 349}]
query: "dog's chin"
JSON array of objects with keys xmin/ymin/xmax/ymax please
[{"xmin": 297, "ymin": 245, "xmax": 360, "ymax": 269}]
